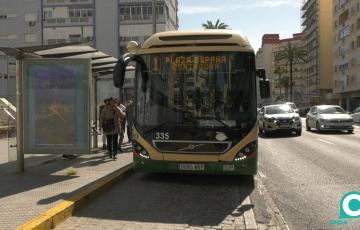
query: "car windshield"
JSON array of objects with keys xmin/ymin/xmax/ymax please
[
  {"xmin": 265, "ymin": 105, "xmax": 294, "ymax": 114},
  {"xmin": 318, "ymin": 106, "xmax": 346, "ymax": 114},
  {"xmin": 286, "ymin": 103, "xmax": 296, "ymax": 109}
]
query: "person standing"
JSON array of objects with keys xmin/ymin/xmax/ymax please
[
  {"xmin": 117, "ymin": 101, "xmax": 126, "ymax": 152},
  {"xmin": 126, "ymin": 100, "xmax": 134, "ymax": 143},
  {"xmin": 100, "ymin": 97, "xmax": 124, "ymax": 159},
  {"xmin": 99, "ymin": 99, "xmax": 108, "ymax": 150}
]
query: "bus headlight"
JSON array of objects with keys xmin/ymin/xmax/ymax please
[
  {"xmin": 133, "ymin": 141, "xmax": 150, "ymax": 159},
  {"xmin": 234, "ymin": 141, "xmax": 257, "ymax": 162}
]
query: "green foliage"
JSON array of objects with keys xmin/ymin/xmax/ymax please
[
  {"xmin": 66, "ymin": 168, "xmax": 77, "ymax": 176},
  {"xmin": 202, "ymin": 19, "xmax": 229, "ymax": 29},
  {"xmin": 274, "ymin": 42, "xmax": 306, "ymax": 101}
]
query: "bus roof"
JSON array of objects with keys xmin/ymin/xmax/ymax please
[{"xmin": 141, "ymin": 30, "xmax": 254, "ymax": 52}]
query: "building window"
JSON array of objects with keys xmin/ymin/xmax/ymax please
[
  {"xmin": 357, "ymin": 18, "xmax": 360, "ymax": 29},
  {"xmin": 43, "ymin": 11, "xmax": 53, "ymax": 19},
  {"xmin": 0, "ymin": 34, "xmax": 18, "ymax": 40},
  {"xmin": 357, "ymin": 36, "xmax": 360, "ymax": 47},
  {"xmin": 25, "ymin": 34, "xmax": 37, "ymax": 43}
]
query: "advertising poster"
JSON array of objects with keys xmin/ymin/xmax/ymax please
[{"xmin": 23, "ymin": 59, "xmax": 90, "ymax": 154}]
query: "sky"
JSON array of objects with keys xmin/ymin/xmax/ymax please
[{"xmin": 178, "ymin": 0, "xmax": 302, "ymax": 52}]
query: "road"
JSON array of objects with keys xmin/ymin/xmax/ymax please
[
  {"xmin": 57, "ymin": 172, "xmax": 254, "ymax": 230},
  {"xmin": 55, "ymin": 120, "xmax": 360, "ymax": 230},
  {"xmin": 256, "ymin": 119, "xmax": 360, "ymax": 229}
]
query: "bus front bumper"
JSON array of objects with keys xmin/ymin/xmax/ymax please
[{"xmin": 133, "ymin": 156, "xmax": 257, "ymax": 175}]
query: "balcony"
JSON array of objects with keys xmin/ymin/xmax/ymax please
[
  {"xmin": 43, "ymin": 0, "xmax": 91, "ymax": 6},
  {"xmin": 43, "ymin": 17, "xmax": 93, "ymax": 27}
]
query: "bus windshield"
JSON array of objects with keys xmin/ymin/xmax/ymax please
[{"xmin": 135, "ymin": 52, "xmax": 257, "ymax": 141}]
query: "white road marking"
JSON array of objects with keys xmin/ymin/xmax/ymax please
[
  {"xmin": 317, "ymin": 138, "xmax": 335, "ymax": 145},
  {"xmin": 258, "ymin": 171, "xmax": 266, "ymax": 178}
]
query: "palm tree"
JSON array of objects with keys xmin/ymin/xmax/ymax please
[
  {"xmin": 273, "ymin": 65, "xmax": 287, "ymax": 100},
  {"xmin": 202, "ymin": 19, "xmax": 229, "ymax": 29},
  {"xmin": 274, "ymin": 42, "xmax": 306, "ymax": 101}
]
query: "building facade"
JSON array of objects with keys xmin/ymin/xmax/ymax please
[
  {"xmin": 0, "ymin": 0, "xmax": 179, "ymax": 101},
  {"xmin": 333, "ymin": 0, "xmax": 360, "ymax": 111},
  {"xmin": 273, "ymin": 33, "xmax": 306, "ymax": 108},
  {"xmin": 256, "ymin": 33, "xmax": 305, "ymax": 107},
  {"xmin": 301, "ymin": 0, "xmax": 334, "ymax": 106},
  {"xmin": 0, "ymin": 0, "xmax": 42, "ymax": 101}
]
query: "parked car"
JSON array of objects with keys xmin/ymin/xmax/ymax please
[
  {"xmin": 306, "ymin": 105, "xmax": 354, "ymax": 133},
  {"xmin": 285, "ymin": 102, "xmax": 299, "ymax": 113},
  {"xmin": 351, "ymin": 106, "xmax": 360, "ymax": 124},
  {"xmin": 258, "ymin": 104, "xmax": 302, "ymax": 136}
]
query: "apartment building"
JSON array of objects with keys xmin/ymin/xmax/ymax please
[
  {"xmin": 333, "ymin": 0, "xmax": 360, "ymax": 111},
  {"xmin": 301, "ymin": 0, "xmax": 333, "ymax": 106},
  {"xmin": 255, "ymin": 34, "xmax": 279, "ymax": 105},
  {"xmin": 273, "ymin": 33, "xmax": 306, "ymax": 107},
  {"xmin": 256, "ymin": 33, "xmax": 305, "ymax": 107},
  {"xmin": 0, "ymin": 0, "xmax": 179, "ymax": 101},
  {"xmin": 0, "ymin": 0, "xmax": 42, "ymax": 101}
]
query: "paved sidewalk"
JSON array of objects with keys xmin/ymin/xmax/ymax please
[{"xmin": 0, "ymin": 143, "xmax": 133, "ymax": 230}]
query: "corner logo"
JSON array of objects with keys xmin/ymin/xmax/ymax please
[{"xmin": 339, "ymin": 191, "xmax": 360, "ymax": 219}]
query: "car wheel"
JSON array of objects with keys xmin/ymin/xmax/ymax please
[
  {"xmin": 262, "ymin": 125, "xmax": 267, "ymax": 136},
  {"xmin": 296, "ymin": 129, "xmax": 302, "ymax": 136},
  {"xmin": 316, "ymin": 122, "xmax": 321, "ymax": 132},
  {"xmin": 306, "ymin": 120, "xmax": 311, "ymax": 131},
  {"xmin": 348, "ymin": 129, "xmax": 354, "ymax": 134}
]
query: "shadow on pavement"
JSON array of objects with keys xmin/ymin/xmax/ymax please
[
  {"xmin": 306, "ymin": 130, "xmax": 354, "ymax": 135},
  {"xmin": 0, "ymin": 149, "xmax": 119, "ymax": 199},
  {"xmin": 259, "ymin": 131, "xmax": 300, "ymax": 139},
  {"xmin": 72, "ymin": 172, "xmax": 255, "ymax": 226}
]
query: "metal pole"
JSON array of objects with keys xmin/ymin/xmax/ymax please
[
  {"xmin": 16, "ymin": 58, "xmax": 24, "ymax": 173},
  {"xmin": 152, "ymin": 0, "xmax": 156, "ymax": 34},
  {"xmin": 93, "ymin": 75, "xmax": 98, "ymax": 148}
]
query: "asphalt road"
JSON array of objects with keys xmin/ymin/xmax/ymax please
[
  {"xmin": 257, "ymin": 119, "xmax": 360, "ymax": 229},
  {"xmin": 57, "ymin": 172, "xmax": 254, "ymax": 230}
]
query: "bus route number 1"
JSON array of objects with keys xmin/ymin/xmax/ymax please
[{"xmin": 155, "ymin": 132, "xmax": 170, "ymax": 140}]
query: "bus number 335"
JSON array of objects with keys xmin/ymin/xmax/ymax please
[{"xmin": 155, "ymin": 132, "xmax": 170, "ymax": 140}]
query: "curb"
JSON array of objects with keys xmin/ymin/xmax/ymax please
[
  {"xmin": 16, "ymin": 163, "xmax": 133, "ymax": 230},
  {"xmin": 243, "ymin": 196, "xmax": 258, "ymax": 230}
]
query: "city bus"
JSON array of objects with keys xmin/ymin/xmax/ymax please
[{"xmin": 113, "ymin": 30, "xmax": 270, "ymax": 175}]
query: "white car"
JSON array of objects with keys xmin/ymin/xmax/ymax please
[
  {"xmin": 258, "ymin": 104, "xmax": 302, "ymax": 136},
  {"xmin": 306, "ymin": 105, "xmax": 354, "ymax": 133},
  {"xmin": 351, "ymin": 107, "xmax": 360, "ymax": 124}
]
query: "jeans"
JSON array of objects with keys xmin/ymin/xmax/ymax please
[{"xmin": 106, "ymin": 134, "xmax": 118, "ymax": 154}]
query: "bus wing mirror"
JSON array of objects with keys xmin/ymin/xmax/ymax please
[
  {"xmin": 113, "ymin": 53, "xmax": 134, "ymax": 88},
  {"xmin": 256, "ymin": 68, "xmax": 266, "ymax": 79},
  {"xmin": 113, "ymin": 54, "xmax": 148, "ymax": 92},
  {"xmin": 259, "ymin": 78, "xmax": 270, "ymax": 99}
]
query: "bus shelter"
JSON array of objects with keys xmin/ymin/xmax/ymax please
[{"xmin": 0, "ymin": 43, "xmax": 128, "ymax": 172}]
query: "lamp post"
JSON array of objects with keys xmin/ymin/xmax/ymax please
[{"xmin": 152, "ymin": 0, "xmax": 157, "ymax": 34}]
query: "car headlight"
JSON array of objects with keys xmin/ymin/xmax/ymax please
[{"xmin": 234, "ymin": 141, "xmax": 257, "ymax": 162}]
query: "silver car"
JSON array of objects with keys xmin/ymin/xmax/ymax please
[
  {"xmin": 258, "ymin": 104, "xmax": 302, "ymax": 136},
  {"xmin": 306, "ymin": 105, "xmax": 354, "ymax": 133},
  {"xmin": 351, "ymin": 106, "xmax": 360, "ymax": 124}
]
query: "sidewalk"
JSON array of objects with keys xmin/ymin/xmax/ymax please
[{"xmin": 0, "ymin": 142, "xmax": 133, "ymax": 230}]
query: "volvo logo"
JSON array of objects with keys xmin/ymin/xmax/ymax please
[{"xmin": 178, "ymin": 143, "xmax": 205, "ymax": 152}]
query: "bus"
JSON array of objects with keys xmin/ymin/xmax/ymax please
[{"xmin": 113, "ymin": 30, "xmax": 270, "ymax": 175}]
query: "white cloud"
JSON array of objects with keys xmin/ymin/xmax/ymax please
[{"xmin": 179, "ymin": 0, "xmax": 299, "ymax": 15}]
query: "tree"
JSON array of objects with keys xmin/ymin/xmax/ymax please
[
  {"xmin": 274, "ymin": 42, "xmax": 306, "ymax": 101},
  {"xmin": 273, "ymin": 65, "xmax": 287, "ymax": 100},
  {"xmin": 202, "ymin": 19, "xmax": 229, "ymax": 29}
]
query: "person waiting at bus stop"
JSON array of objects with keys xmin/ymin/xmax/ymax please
[
  {"xmin": 117, "ymin": 101, "xmax": 126, "ymax": 152},
  {"xmin": 100, "ymin": 97, "xmax": 124, "ymax": 159}
]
